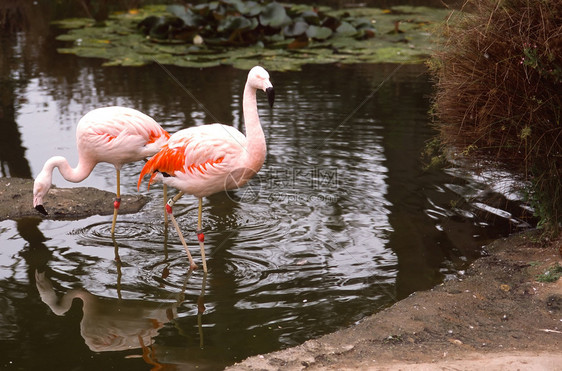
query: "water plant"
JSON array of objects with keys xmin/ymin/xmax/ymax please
[
  {"xmin": 137, "ymin": 1, "xmax": 376, "ymax": 46},
  {"xmin": 52, "ymin": 2, "xmax": 452, "ymax": 71}
]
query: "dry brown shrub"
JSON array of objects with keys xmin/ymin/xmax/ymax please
[{"xmin": 429, "ymin": 0, "xmax": 562, "ymax": 233}]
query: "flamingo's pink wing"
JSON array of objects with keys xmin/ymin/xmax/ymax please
[{"xmin": 137, "ymin": 129, "xmax": 236, "ymax": 190}]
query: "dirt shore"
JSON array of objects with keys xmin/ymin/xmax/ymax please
[
  {"xmin": 228, "ymin": 232, "xmax": 562, "ymax": 370},
  {"xmin": 1, "ymin": 177, "xmax": 561, "ymax": 370}
]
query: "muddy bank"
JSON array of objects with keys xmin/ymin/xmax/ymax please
[
  {"xmin": 228, "ymin": 232, "xmax": 562, "ymax": 370},
  {"xmin": 0, "ymin": 177, "xmax": 147, "ymax": 221}
]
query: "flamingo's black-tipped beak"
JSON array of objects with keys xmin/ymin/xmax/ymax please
[
  {"xmin": 266, "ymin": 87, "xmax": 275, "ymax": 108},
  {"xmin": 35, "ymin": 204, "xmax": 48, "ymax": 216}
]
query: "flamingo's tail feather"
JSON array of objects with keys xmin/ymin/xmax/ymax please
[{"xmin": 137, "ymin": 145, "xmax": 186, "ymax": 191}]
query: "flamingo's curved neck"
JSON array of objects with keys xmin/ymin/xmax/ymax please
[
  {"xmin": 43, "ymin": 156, "xmax": 96, "ymax": 183},
  {"xmin": 242, "ymin": 83, "xmax": 266, "ymax": 171}
]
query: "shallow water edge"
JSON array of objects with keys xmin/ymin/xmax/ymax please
[{"xmin": 227, "ymin": 230, "xmax": 562, "ymax": 370}]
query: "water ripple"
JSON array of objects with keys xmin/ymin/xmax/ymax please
[
  {"xmin": 70, "ymin": 220, "xmax": 162, "ymax": 244},
  {"xmin": 4, "ymin": 63, "xmax": 538, "ymax": 370}
]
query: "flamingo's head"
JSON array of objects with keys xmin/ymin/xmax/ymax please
[
  {"xmin": 33, "ymin": 174, "xmax": 50, "ymax": 215},
  {"xmin": 248, "ymin": 66, "xmax": 274, "ymax": 108}
]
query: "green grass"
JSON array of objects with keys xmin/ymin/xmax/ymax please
[{"xmin": 536, "ymin": 264, "xmax": 562, "ymax": 283}]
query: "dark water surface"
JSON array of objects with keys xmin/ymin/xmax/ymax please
[{"xmin": 0, "ymin": 2, "xmax": 532, "ymax": 370}]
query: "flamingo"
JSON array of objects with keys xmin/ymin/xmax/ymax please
[
  {"xmin": 33, "ymin": 106, "xmax": 170, "ymax": 236},
  {"xmin": 137, "ymin": 66, "xmax": 274, "ymax": 273}
]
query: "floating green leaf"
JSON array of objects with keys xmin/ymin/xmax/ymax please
[
  {"xmin": 219, "ymin": 15, "xmax": 255, "ymax": 33},
  {"xmin": 336, "ymin": 21, "xmax": 357, "ymax": 37},
  {"xmin": 166, "ymin": 5, "xmax": 202, "ymax": 27},
  {"xmin": 283, "ymin": 21, "xmax": 308, "ymax": 37},
  {"xmin": 259, "ymin": 2, "xmax": 291, "ymax": 28},
  {"xmin": 306, "ymin": 25, "xmax": 333, "ymax": 40},
  {"xmin": 232, "ymin": 0, "xmax": 263, "ymax": 16},
  {"xmin": 300, "ymin": 10, "xmax": 320, "ymax": 25},
  {"xmin": 51, "ymin": 17, "xmax": 94, "ymax": 29},
  {"xmin": 352, "ymin": 17, "xmax": 373, "ymax": 30}
]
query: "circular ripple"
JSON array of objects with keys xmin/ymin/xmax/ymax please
[
  {"xmin": 223, "ymin": 255, "xmax": 278, "ymax": 291},
  {"xmin": 71, "ymin": 220, "xmax": 163, "ymax": 245}
]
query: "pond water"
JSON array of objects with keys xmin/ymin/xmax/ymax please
[{"xmin": 0, "ymin": 2, "xmax": 533, "ymax": 370}]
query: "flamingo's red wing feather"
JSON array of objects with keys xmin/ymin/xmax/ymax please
[
  {"xmin": 137, "ymin": 132, "xmax": 227, "ymax": 190},
  {"xmin": 137, "ymin": 144, "xmax": 186, "ymax": 190}
]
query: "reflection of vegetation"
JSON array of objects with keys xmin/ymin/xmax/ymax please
[
  {"xmin": 53, "ymin": 2, "xmax": 451, "ymax": 71},
  {"xmin": 429, "ymin": 0, "xmax": 562, "ymax": 235}
]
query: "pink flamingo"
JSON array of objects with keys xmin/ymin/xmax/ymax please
[
  {"xmin": 33, "ymin": 106, "xmax": 170, "ymax": 236},
  {"xmin": 137, "ymin": 66, "xmax": 274, "ymax": 273}
]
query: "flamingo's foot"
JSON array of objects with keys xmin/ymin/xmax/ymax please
[{"xmin": 114, "ymin": 197, "xmax": 122, "ymax": 209}]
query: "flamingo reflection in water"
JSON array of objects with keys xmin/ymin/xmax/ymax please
[{"xmin": 35, "ymin": 270, "xmax": 206, "ymax": 367}]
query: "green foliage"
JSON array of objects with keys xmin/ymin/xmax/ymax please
[
  {"xmin": 527, "ymin": 162, "xmax": 561, "ymax": 236},
  {"xmin": 536, "ymin": 263, "xmax": 562, "ymax": 283},
  {"xmin": 259, "ymin": 2, "xmax": 290, "ymax": 28},
  {"xmin": 52, "ymin": 3, "xmax": 452, "ymax": 71},
  {"xmin": 422, "ymin": 137, "xmax": 448, "ymax": 171}
]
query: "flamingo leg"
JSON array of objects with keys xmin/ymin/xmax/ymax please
[
  {"xmin": 111, "ymin": 169, "xmax": 121, "ymax": 237},
  {"xmin": 196, "ymin": 197, "xmax": 208, "ymax": 273},
  {"xmin": 166, "ymin": 192, "xmax": 198, "ymax": 270},
  {"xmin": 163, "ymin": 184, "xmax": 169, "ymax": 228}
]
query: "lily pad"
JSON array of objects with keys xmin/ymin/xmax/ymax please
[
  {"xmin": 300, "ymin": 10, "xmax": 320, "ymax": 26},
  {"xmin": 336, "ymin": 21, "xmax": 357, "ymax": 37},
  {"xmin": 51, "ymin": 17, "xmax": 95, "ymax": 29},
  {"xmin": 166, "ymin": 5, "xmax": 202, "ymax": 28},
  {"xmin": 306, "ymin": 25, "xmax": 333, "ymax": 40},
  {"xmin": 219, "ymin": 15, "xmax": 256, "ymax": 33},
  {"xmin": 230, "ymin": 0, "xmax": 263, "ymax": 16},
  {"xmin": 352, "ymin": 17, "xmax": 373, "ymax": 30},
  {"xmin": 259, "ymin": 2, "xmax": 291, "ymax": 28},
  {"xmin": 283, "ymin": 21, "xmax": 308, "ymax": 37}
]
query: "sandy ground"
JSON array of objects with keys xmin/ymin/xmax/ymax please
[{"xmin": 1, "ymin": 177, "xmax": 561, "ymax": 370}]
